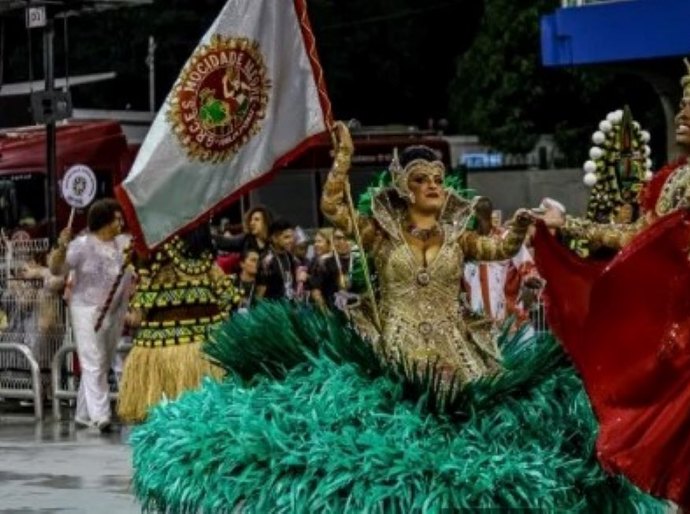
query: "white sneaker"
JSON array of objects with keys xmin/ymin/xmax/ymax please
[{"xmin": 74, "ymin": 417, "xmax": 92, "ymax": 429}]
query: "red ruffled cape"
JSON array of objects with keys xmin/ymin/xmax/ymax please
[{"xmin": 534, "ymin": 204, "xmax": 690, "ymax": 507}]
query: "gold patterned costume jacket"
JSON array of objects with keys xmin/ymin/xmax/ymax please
[
  {"xmin": 130, "ymin": 238, "xmax": 236, "ymax": 348},
  {"xmin": 321, "ymin": 159, "xmax": 528, "ymax": 385}
]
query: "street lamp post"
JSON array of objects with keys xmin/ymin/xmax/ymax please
[{"xmin": 42, "ymin": 18, "xmax": 57, "ymax": 244}]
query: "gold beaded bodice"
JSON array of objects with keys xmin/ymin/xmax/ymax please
[
  {"xmin": 373, "ymin": 231, "xmax": 500, "ymax": 383},
  {"xmin": 321, "ymin": 165, "xmax": 528, "ymax": 385}
]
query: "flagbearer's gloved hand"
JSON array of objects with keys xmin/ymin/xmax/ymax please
[{"xmin": 332, "ymin": 121, "xmax": 353, "ymax": 175}]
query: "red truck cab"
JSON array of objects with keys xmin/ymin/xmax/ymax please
[{"xmin": 0, "ymin": 120, "xmax": 132, "ymax": 240}]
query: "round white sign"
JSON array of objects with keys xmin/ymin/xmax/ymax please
[
  {"xmin": 61, "ymin": 164, "xmax": 97, "ymax": 209},
  {"xmin": 11, "ymin": 230, "xmax": 30, "ymax": 242}
]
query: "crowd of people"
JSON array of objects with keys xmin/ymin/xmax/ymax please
[{"xmin": 211, "ymin": 199, "xmax": 547, "ymax": 327}]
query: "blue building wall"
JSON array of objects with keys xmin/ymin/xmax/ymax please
[{"xmin": 541, "ymin": 0, "xmax": 690, "ymax": 67}]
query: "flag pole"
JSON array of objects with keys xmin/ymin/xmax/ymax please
[{"xmin": 329, "ymin": 126, "xmax": 382, "ymax": 333}]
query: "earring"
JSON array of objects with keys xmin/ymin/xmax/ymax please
[{"xmin": 409, "ymin": 192, "xmax": 416, "ymax": 204}]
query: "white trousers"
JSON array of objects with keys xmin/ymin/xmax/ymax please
[{"xmin": 69, "ymin": 305, "xmax": 123, "ymax": 424}]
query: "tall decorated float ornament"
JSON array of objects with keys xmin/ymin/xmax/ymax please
[
  {"xmin": 115, "ymin": 0, "xmax": 332, "ymax": 251},
  {"xmin": 581, "ymin": 106, "xmax": 652, "ymax": 224},
  {"xmin": 565, "ymin": 107, "xmax": 653, "ymax": 257}
]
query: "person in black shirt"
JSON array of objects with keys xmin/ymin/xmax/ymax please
[
  {"xmin": 214, "ymin": 206, "xmax": 272, "ymax": 257},
  {"xmin": 311, "ymin": 228, "xmax": 355, "ymax": 310},
  {"xmin": 230, "ymin": 249, "xmax": 260, "ymax": 312},
  {"xmin": 256, "ymin": 219, "xmax": 299, "ymax": 301}
]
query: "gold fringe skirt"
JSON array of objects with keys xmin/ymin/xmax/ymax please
[{"xmin": 117, "ymin": 342, "xmax": 224, "ymax": 423}]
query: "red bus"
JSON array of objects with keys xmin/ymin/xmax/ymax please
[{"xmin": 0, "ymin": 120, "xmax": 133, "ymax": 239}]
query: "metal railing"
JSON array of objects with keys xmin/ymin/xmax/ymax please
[
  {"xmin": 0, "ymin": 238, "xmax": 64, "ymax": 419},
  {"xmin": 0, "ymin": 343, "xmax": 44, "ymax": 419},
  {"xmin": 51, "ymin": 343, "xmax": 131, "ymax": 421}
]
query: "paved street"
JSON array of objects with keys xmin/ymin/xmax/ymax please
[{"xmin": 0, "ymin": 405, "xmax": 140, "ymax": 514}]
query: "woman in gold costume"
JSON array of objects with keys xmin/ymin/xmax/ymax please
[
  {"xmin": 321, "ymin": 122, "xmax": 532, "ymax": 384},
  {"xmin": 129, "ymin": 126, "xmax": 664, "ymax": 513}
]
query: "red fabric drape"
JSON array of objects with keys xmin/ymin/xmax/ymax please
[
  {"xmin": 532, "ymin": 225, "xmax": 607, "ymax": 345},
  {"xmin": 534, "ymin": 212, "xmax": 690, "ymax": 507}
]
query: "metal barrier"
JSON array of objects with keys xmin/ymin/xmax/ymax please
[
  {"xmin": 51, "ymin": 343, "xmax": 131, "ymax": 421},
  {"xmin": 0, "ymin": 238, "xmax": 66, "ymax": 419},
  {"xmin": 0, "ymin": 342, "xmax": 43, "ymax": 419}
]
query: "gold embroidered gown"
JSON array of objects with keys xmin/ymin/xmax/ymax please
[{"xmin": 321, "ymin": 174, "xmax": 529, "ymax": 385}]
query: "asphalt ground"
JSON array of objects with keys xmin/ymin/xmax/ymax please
[{"xmin": 0, "ymin": 401, "xmax": 140, "ymax": 514}]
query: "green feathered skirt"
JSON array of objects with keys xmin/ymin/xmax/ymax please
[{"xmin": 130, "ymin": 302, "xmax": 666, "ymax": 513}]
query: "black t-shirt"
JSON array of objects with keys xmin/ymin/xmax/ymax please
[
  {"xmin": 311, "ymin": 253, "xmax": 352, "ymax": 308},
  {"xmin": 214, "ymin": 233, "xmax": 268, "ymax": 257},
  {"xmin": 257, "ymin": 250, "xmax": 297, "ymax": 300},
  {"xmin": 230, "ymin": 274, "xmax": 257, "ymax": 309}
]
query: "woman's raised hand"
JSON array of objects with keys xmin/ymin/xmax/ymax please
[{"xmin": 333, "ymin": 121, "xmax": 354, "ymax": 159}]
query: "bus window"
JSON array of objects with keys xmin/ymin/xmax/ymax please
[
  {"xmin": 249, "ymin": 169, "xmax": 320, "ymax": 228},
  {"xmin": 0, "ymin": 180, "xmax": 19, "ymax": 231},
  {"xmin": 3, "ymin": 174, "xmax": 46, "ymax": 230}
]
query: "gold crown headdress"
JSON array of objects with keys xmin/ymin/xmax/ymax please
[
  {"xmin": 682, "ymin": 58, "xmax": 690, "ymax": 97},
  {"xmin": 388, "ymin": 148, "xmax": 446, "ymax": 202}
]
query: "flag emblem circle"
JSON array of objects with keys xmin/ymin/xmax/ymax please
[{"xmin": 168, "ymin": 34, "xmax": 271, "ymax": 163}]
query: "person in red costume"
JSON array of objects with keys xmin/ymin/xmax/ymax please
[{"xmin": 533, "ymin": 60, "xmax": 690, "ymax": 509}]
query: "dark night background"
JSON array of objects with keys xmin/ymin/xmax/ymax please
[{"xmin": 0, "ymin": 0, "xmax": 680, "ymax": 164}]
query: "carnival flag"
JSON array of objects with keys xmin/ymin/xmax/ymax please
[{"xmin": 116, "ymin": 0, "xmax": 332, "ymax": 250}]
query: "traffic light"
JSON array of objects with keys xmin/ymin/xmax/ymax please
[{"xmin": 30, "ymin": 90, "xmax": 73, "ymax": 124}]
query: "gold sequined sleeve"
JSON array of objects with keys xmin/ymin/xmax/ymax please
[
  {"xmin": 459, "ymin": 221, "xmax": 529, "ymax": 261},
  {"xmin": 320, "ymin": 149, "xmax": 378, "ymax": 250},
  {"xmin": 561, "ymin": 215, "xmax": 648, "ymax": 250}
]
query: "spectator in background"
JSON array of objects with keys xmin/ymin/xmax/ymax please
[
  {"xmin": 49, "ymin": 198, "xmax": 131, "ymax": 433},
  {"xmin": 292, "ymin": 227, "xmax": 311, "ymax": 302},
  {"xmin": 312, "ymin": 228, "xmax": 333, "ymax": 260},
  {"xmin": 13, "ymin": 254, "xmax": 65, "ymax": 353},
  {"xmin": 214, "ymin": 206, "xmax": 272, "ymax": 257},
  {"xmin": 214, "ymin": 207, "xmax": 272, "ymax": 275},
  {"xmin": 463, "ymin": 197, "xmax": 541, "ymax": 328},
  {"xmin": 230, "ymin": 249, "xmax": 260, "ymax": 312},
  {"xmin": 256, "ymin": 219, "xmax": 300, "ymax": 301},
  {"xmin": 311, "ymin": 228, "xmax": 355, "ymax": 310},
  {"xmin": 293, "ymin": 226, "xmax": 310, "ymax": 266}
]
